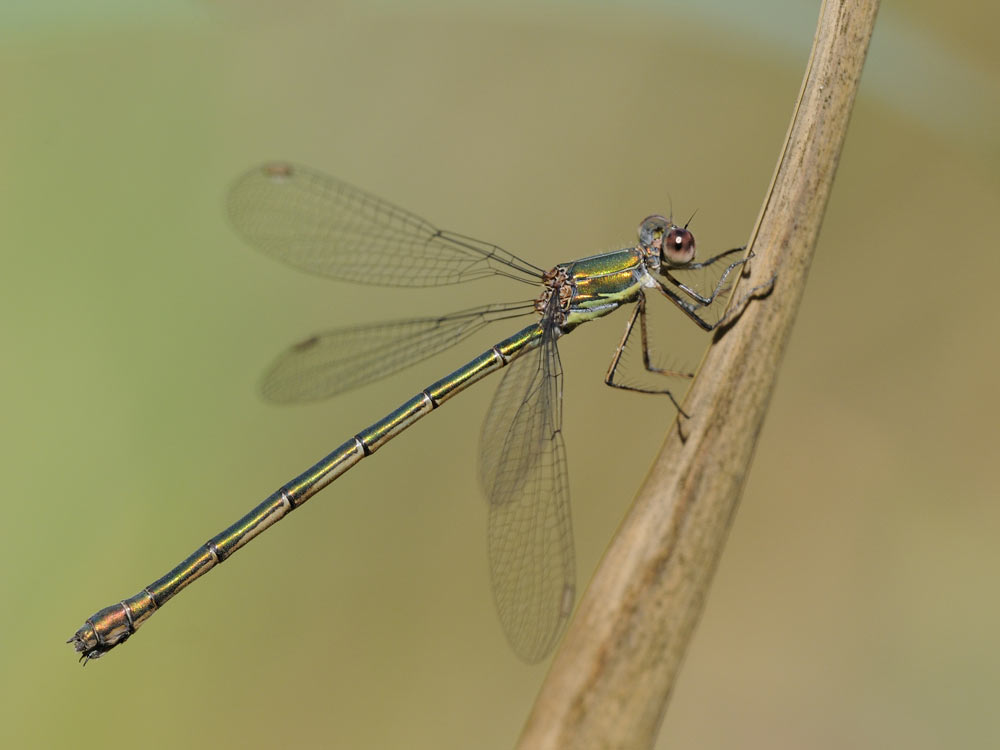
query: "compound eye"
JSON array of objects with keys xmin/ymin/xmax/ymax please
[
  {"xmin": 662, "ymin": 227, "xmax": 696, "ymax": 265},
  {"xmin": 638, "ymin": 215, "xmax": 670, "ymax": 249}
]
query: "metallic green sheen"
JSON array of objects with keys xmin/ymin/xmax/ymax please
[
  {"xmin": 424, "ymin": 349, "xmax": 501, "ymax": 404},
  {"xmin": 494, "ymin": 323, "xmax": 545, "ymax": 360},
  {"xmin": 285, "ymin": 438, "xmax": 365, "ymax": 503},
  {"xmin": 563, "ymin": 248, "xmax": 645, "ymax": 326},
  {"xmin": 356, "ymin": 394, "xmax": 434, "ymax": 451},
  {"xmin": 147, "ymin": 546, "xmax": 218, "ymax": 602},
  {"xmin": 209, "ymin": 492, "xmax": 290, "ymax": 558},
  {"xmin": 70, "ymin": 320, "xmax": 551, "ymax": 657},
  {"xmin": 565, "ymin": 246, "xmax": 643, "ymax": 279}
]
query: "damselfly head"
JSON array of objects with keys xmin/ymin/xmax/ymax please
[{"xmin": 637, "ymin": 214, "xmax": 696, "ymax": 266}]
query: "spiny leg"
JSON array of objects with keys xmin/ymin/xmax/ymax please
[
  {"xmin": 684, "ymin": 245, "xmax": 745, "ymax": 270},
  {"xmin": 652, "ymin": 275, "xmax": 777, "ymax": 332},
  {"xmin": 654, "ymin": 251, "xmax": 775, "ymax": 332},
  {"xmin": 604, "ymin": 292, "xmax": 691, "ymax": 415},
  {"xmin": 662, "ymin": 248, "xmax": 751, "ymax": 306},
  {"xmin": 604, "ymin": 266, "xmax": 777, "ymax": 413}
]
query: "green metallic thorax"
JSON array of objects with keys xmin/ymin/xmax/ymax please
[{"xmin": 559, "ymin": 247, "xmax": 649, "ymax": 330}]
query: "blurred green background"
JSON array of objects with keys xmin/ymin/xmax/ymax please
[{"xmin": 3, "ymin": 1, "xmax": 998, "ymax": 747}]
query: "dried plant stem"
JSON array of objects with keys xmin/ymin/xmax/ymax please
[{"xmin": 516, "ymin": 1, "xmax": 880, "ymax": 747}]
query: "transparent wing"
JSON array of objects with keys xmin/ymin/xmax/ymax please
[
  {"xmin": 227, "ymin": 163, "xmax": 543, "ymax": 287},
  {"xmin": 262, "ymin": 302, "xmax": 534, "ymax": 403},
  {"xmin": 478, "ymin": 322, "xmax": 574, "ymax": 663}
]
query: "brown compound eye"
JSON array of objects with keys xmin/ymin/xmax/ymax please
[{"xmin": 662, "ymin": 226, "xmax": 696, "ymax": 265}]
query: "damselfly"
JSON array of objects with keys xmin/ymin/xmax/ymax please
[{"xmin": 70, "ymin": 163, "xmax": 759, "ymax": 663}]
